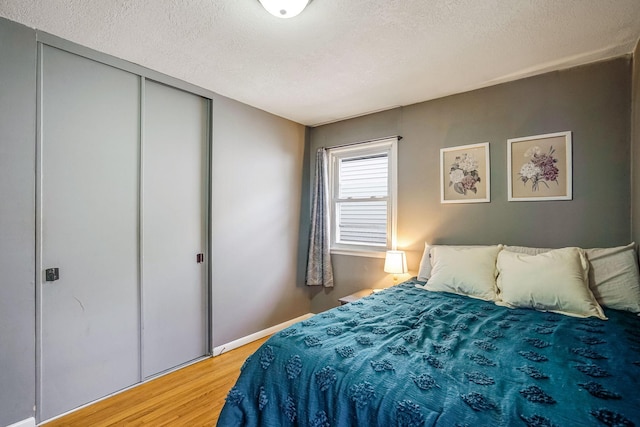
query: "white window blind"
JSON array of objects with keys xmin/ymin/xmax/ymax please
[
  {"xmin": 328, "ymin": 137, "xmax": 398, "ymax": 255},
  {"xmin": 337, "ymin": 154, "xmax": 388, "ymax": 246}
]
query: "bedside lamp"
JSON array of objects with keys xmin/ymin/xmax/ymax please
[{"xmin": 384, "ymin": 250, "xmax": 408, "ymax": 284}]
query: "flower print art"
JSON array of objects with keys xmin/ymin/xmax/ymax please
[
  {"xmin": 440, "ymin": 142, "xmax": 490, "ymax": 204},
  {"xmin": 518, "ymin": 145, "xmax": 560, "ymax": 191},
  {"xmin": 508, "ymin": 131, "xmax": 572, "ymax": 201},
  {"xmin": 449, "ymin": 152, "xmax": 481, "ymax": 195}
]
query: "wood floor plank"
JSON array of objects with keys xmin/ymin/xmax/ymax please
[{"xmin": 42, "ymin": 336, "xmax": 269, "ymax": 426}]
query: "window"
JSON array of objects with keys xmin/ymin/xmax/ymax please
[{"xmin": 328, "ymin": 137, "xmax": 398, "ymax": 256}]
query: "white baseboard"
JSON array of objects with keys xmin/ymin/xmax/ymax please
[
  {"xmin": 213, "ymin": 313, "xmax": 314, "ymax": 356},
  {"xmin": 6, "ymin": 417, "xmax": 35, "ymax": 427}
]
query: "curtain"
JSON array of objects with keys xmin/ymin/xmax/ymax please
[{"xmin": 306, "ymin": 148, "xmax": 334, "ymax": 287}]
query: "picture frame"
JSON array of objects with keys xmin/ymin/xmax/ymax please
[
  {"xmin": 507, "ymin": 131, "xmax": 572, "ymax": 201},
  {"xmin": 440, "ymin": 142, "xmax": 490, "ymax": 204}
]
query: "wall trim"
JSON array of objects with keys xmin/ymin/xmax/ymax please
[
  {"xmin": 6, "ymin": 417, "xmax": 35, "ymax": 427},
  {"xmin": 213, "ymin": 313, "xmax": 314, "ymax": 356}
]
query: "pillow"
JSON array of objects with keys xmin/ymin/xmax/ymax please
[
  {"xmin": 503, "ymin": 245, "xmax": 552, "ymax": 256},
  {"xmin": 417, "ymin": 243, "xmax": 432, "ymax": 281},
  {"xmin": 424, "ymin": 245, "xmax": 502, "ymax": 301},
  {"xmin": 496, "ymin": 247, "xmax": 606, "ymax": 319},
  {"xmin": 417, "ymin": 243, "xmax": 491, "ymax": 281},
  {"xmin": 504, "ymin": 243, "xmax": 640, "ymax": 313},
  {"xmin": 584, "ymin": 243, "xmax": 640, "ymax": 314}
]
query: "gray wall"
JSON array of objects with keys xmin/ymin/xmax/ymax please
[
  {"xmin": 211, "ymin": 96, "xmax": 310, "ymax": 346},
  {"xmin": 0, "ymin": 16, "xmax": 310, "ymax": 425},
  {"xmin": 0, "ymin": 18, "xmax": 37, "ymax": 426},
  {"xmin": 309, "ymin": 57, "xmax": 633, "ymax": 312}
]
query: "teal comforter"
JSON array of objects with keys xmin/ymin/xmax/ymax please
[{"xmin": 218, "ymin": 280, "xmax": 640, "ymax": 426}]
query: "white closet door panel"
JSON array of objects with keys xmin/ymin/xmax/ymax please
[
  {"xmin": 40, "ymin": 46, "xmax": 140, "ymax": 420},
  {"xmin": 142, "ymin": 80, "xmax": 207, "ymax": 378}
]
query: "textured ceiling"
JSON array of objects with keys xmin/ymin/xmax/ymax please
[{"xmin": 2, "ymin": 0, "xmax": 640, "ymax": 126}]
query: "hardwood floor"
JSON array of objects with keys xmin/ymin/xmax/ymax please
[{"xmin": 42, "ymin": 336, "xmax": 269, "ymax": 426}]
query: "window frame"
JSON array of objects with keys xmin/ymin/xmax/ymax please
[{"xmin": 327, "ymin": 137, "xmax": 398, "ymax": 258}]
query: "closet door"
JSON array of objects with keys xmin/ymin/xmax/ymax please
[
  {"xmin": 142, "ymin": 80, "xmax": 208, "ymax": 378},
  {"xmin": 39, "ymin": 46, "xmax": 141, "ymax": 420}
]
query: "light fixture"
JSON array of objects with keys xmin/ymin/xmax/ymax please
[
  {"xmin": 384, "ymin": 250, "xmax": 408, "ymax": 284},
  {"xmin": 258, "ymin": 0, "xmax": 310, "ymax": 19}
]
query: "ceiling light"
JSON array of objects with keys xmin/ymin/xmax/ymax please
[{"xmin": 258, "ymin": 0, "xmax": 310, "ymax": 19}]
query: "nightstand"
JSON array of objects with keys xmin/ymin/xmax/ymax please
[{"xmin": 338, "ymin": 289, "xmax": 374, "ymax": 305}]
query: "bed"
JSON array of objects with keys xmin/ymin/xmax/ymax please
[{"xmin": 218, "ymin": 245, "xmax": 640, "ymax": 426}]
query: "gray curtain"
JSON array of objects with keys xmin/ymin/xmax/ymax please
[{"xmin": 306, "ymin": 148, "xmax": 334, "ymax": 287}]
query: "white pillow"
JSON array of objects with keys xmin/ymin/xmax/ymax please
[
  {"xmin": 584, "ymin": 243, "xmax": 640, "ymax": 314},
  {"xmin": 417, "ymin": 242, "xmax": 432, "ymax": 281},
  {"xmin": 496, "ymin": 247, "xmax": 606, "ymax": 319},
  {"xmin": 504, "ymin": 243, "xmax": 640, "ymax": 314},
  {"xmin": 425, "ymin": 245, "xmax": 502, "ymax": 301},
  {"xmin": 503, "ymin": 245, "xmax": 552, "ymax": 256},
  {"xmin": 417, "ymin": 243, "xmax": 490, "ymax": 281}
]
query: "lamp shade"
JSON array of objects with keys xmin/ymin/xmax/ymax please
[
  {"xmin": 384, "ymin": 250, "xmax": 408, "ymax": 275},
  {"xmin": 259, "ymin": 0, "xmax": 309, "ymax": 18}
]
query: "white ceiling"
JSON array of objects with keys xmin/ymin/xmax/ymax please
[{"xmin": 2, "ymin": 0, "xmax": 640, "ymax": 126}]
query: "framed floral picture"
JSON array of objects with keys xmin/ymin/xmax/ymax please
[
  {"xmin": 440, "ymin": 142, "xmax": 490, "ymax": 204},
  {"xmin": 507, "ymin": 131, "xmax": 572, "ymax": 201}
]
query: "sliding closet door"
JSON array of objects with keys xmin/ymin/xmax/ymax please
[
  {"xmin": 142, "ymin": 80, "xmax": 208, "ymax": 378},
  {"xmin": 39, "ymin": 46, "xmax": 141, "ymax": 420}
]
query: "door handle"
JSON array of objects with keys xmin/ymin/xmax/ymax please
[{"xmin": 45, "ymin": 268, "xmax": 60, "ymax": 282}]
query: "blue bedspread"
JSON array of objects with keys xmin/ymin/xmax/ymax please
[{"xmin": 218, "ymin": 280, "xmax": 640, "ymax": 426}]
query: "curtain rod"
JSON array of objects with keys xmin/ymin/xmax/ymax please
[{"xmin": 324, "ymin": 135, "xmax": 402, "ymax": 151}]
